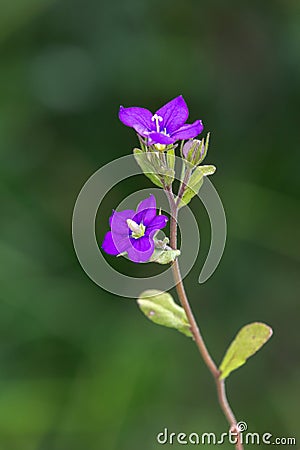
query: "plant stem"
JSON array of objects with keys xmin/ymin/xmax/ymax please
[
  {"xmin": 176, "ymin": 165, "xmax": 192, "ymax": 207},
  {"xmin": 164, "ymin": 186, "xmax": 243, "ymax": 450}
]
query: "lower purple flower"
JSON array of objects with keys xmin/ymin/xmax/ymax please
[{"xmin": 102, "ymin": 194, "xmax": 168, "ymax": 263}]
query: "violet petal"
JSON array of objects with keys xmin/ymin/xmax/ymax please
[
  {"xmin": 127, "ymin": 236, "xmax": 155, "ymax": 263},
  {"xmin": 119, "ymin": 106, "xmax": 153, "ymax": 136},
  {"xmin": 147, "ymin": 131, "xmax": 174, "ymax": 145},
  {"xmin": 111, "ymin": 232, "xmax": 132, "ymax": 254},
  {"xmin": 145, "ymin": 215, "xmax": 168, "ymax": 234},
  {"xmin": 155, "ymin": 95, "xmax": 189, "ymax": 134},
  {"xmin": 110, "ymin": 209, "xmax": 135, "ymax": 235},
  {"xmin": 170, "ymin": 120, "xmax": 204, "ymax": 141},
  {"xmin": 137, "ymin": 194, "xmax": 156, "ymax": 211},
  {"xmin": 131, "ymin": 236, "xmax": 152, "ymax": 251},
  {"xmin": 101, "ymin": 231, "xmax": 120, "ymax": 255},
  {"xmin": 134, "ymin": 195, "xmax": 156, "ymax": 225}
]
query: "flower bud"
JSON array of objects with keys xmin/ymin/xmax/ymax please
[
  {"xmin": 182, "ymin": 139, "xmax": 201, "ymax": 160},
  {"xmin": 182, "ymin": 133, "xmax": 210, "ymax": 166}
]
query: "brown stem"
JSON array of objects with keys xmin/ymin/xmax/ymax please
[{"xmin": 165, "ymin": 186, "xmax": 243, "ymax": 450}]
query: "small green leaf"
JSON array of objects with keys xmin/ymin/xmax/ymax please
[
  {"xmin": 219, "ymin": 322, "xmax": 273, "ymax": 380},
  {"xmin": 149, "ymin": 248, "xmax": 181, "ymax": 264},
  {"xmin": 133, "ymin": 148, "xmax": 163, "ymax": 188},
  {"xmin": 166, "ymin": 148, "xmax": 175, "ymax": 171},
  {"xmin": 200, "ymin": 165, "xmax": 216, "ymax": 176},
  {"xmin": 137, "ymin": 290, "xmax": 192, "ymax": 337},
  {"xmin": 178, "ymin": 165, "xmax": 216, "ymax": 208},
  {"xmin": 179, "ymin": 167, "xmax": 204, "ymax": 207},
  {"xmin": 162, "ymin": 148, "xmax": 176, "ymax": 186}
]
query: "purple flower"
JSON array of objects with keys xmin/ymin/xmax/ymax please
[
  {"xmin": 102, "ymin": 194, "xmax": 168, "ymax": 263},
  {"xmin": 119, "ymin": 95, "xmax": 204, "ymax": 146}
]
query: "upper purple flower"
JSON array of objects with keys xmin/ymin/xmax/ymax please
[
  {"xmin": 102, "ymin": 194, "xmax": 168, "ymax": 263},
  {"xmin": 119, "ymin": 95, "xmax": 204, "ymax": 146}
]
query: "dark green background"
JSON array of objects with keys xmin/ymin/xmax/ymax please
[{"xmin": 0, "ymin": 0, "xmax": 299, "ymax": 449}]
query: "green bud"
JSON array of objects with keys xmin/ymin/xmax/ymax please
[
  {"xmin": 182, "ymin": 133, "xmax": 210, "ymax": 167},
  {"xmin": 154, "ymin": 236, "xmax": 169, "ymax": 248},
  {"xmin": 183, "ymin": 139, "xmax": 201, "ymax": 163}
]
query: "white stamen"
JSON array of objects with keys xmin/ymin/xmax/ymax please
[
  {"xmin": 127, "ymin": 219, "xmax": 141, "ymax": 234},
  {"xmin": 127, "ymin": 219, "xmax": 146, "ymax": 239},
  {"xmin": 151, "ymin": 113, "xmax": 163, "ymax": 133}
]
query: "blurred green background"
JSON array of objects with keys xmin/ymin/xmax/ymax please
[{"xmin": 0, "ymin": 0, "xmax": 299, "ymax": 449}]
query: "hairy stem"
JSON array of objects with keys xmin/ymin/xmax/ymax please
[{"xmin": 165, "ymin": 186, "xmax": 243, "ymax": 450}]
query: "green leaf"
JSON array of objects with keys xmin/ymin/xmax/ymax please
[
  {"xmin": 149, "ymin": 248, "xmax": 181, "ymax": 264},
  {"xmin": 178, "ymin": 165, "xmax": 216, "ymax": 208},
  {"xmin": 166, "ymin": 148, "xmax": 175, "ymax": 171},
  {"xmin": 137, "ymin": 290, "xmax": 192, "ymax": 337},
  {"xmin": 133, "ymin": 148, "xmax": 163, "ymax": 188},
  {"xmin": 164, "ymin": 148, "xmax": 176, "ymax": 186},
  {"xmin": 180, "ymin": 167, "xmax": 204, "ymax": 207},
  {"xmin": 219, "ymin": 322, "xmax": 273, "ymax": 380},
  {"xmin": 200, "ymin": 165, "xmax": 216, "ymax": 176}
]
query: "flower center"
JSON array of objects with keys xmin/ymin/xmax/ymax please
[
  {"xmin": 154, "ymin": 143, "xmax": 166, "ymax": 151},
  {"xmin": 151, "ymin": 114, "xmax": 169, "ymax": 151},
  {"xmin": 127, "ymin": 219, "xmax": 146, "ymax": 239},
  {"xmin": 151, "ymin": 113, "xmax": 163, "ymax": 133}
]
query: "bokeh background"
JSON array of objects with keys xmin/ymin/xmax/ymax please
[{"xmin": 0, "ymin": 0, "xmax": 299, "ymax": 448}]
